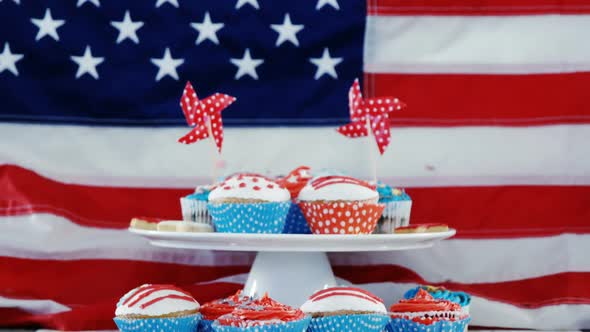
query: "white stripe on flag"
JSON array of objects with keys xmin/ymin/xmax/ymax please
[
  {"xmin": 1, "ymin": 123, "xmax": 589, "ymax": 187},
  {"xmin": 364, "ymin": 15, "xmax": 590, "ymax": 74},
  {"xmin": 1, "ymin": 213, "xmax": 589, "ymax": 284}
]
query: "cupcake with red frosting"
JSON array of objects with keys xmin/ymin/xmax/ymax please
[
  {"xmin": 199, "ymin": 290, "xmax": 253, "ymax": 332},
  {"xmin": 387, "ymin": 288, "xmax": 471, "ymax": 332},
  {"xmin": 300, "ymin": 287, "xmax": 390, "ymax": 332},
  {"xmin": 276, "ymin": 166, "xmax": 313, "ymax": 234},
  {"xmin": 298, "ymin": 176, "xmax": 384, "ymax": 234},
  {"xmin": 212, "ymin": 294, "xmax": 311, "ymax": 332},
  {"xmin": 114, "ymin": 284, "xmax": 201, "ymax": 332},
  {"xmin": 207, "ymin": 174, "xmax": 291, "ymax": 233}
]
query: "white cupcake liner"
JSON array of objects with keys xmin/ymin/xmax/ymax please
[
  {"xmin": 181, "ymin": 196, "xmax": 214, "ymax": 226},
  {"xmin": 375, "ymin": 200, "xmax": 412, "ymax": 234}
]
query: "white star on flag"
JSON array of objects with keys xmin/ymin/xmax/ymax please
[
  {"xmin": 155, "ymin": 0, "xmax": 179, "ymax": 8},
  {"xmin": 309, "ymin": 48, "xmax": 342, "ymax": 79},
  {"xmin": 76, "ymin": 0, "xmax": 100, "ymax": 7},
  {"xmin": 230, "ymin": 48, "xmax": 264, "ymax": 80},
  {"xmin": 190, "ymin": 12, "xmax": 224, "ymax": 45},
  {"xmin": 235, "ymin": 0, "xmax": 259, "ymax": 10},
  {"xmin": 270, "ymin": 13, "xmax": 304, "ymax": 47},
  {"xmin": 31, "ymin": 9, "xmax": 66, "ymax": 41},
  {"xmin": 70, "ymin": 46, "xmax": 104, "ymax": 79},
  {"xmin": 316, "ymin": 0, "xmax": 339, "ymax": 10},
  {"xmin": 150, "ymin": 48, "xmax": 184, "ymax": 81},
  {"xmin": 0, "ymin": 0, "xmax": 20, "ymax": 4},
  {"xmin": 0, "ymin": 42, "xmax": 24, "ymax": 76},
  {"xmin": 110, "ymin": 11, "xmax": 144, "ymax": 44}
]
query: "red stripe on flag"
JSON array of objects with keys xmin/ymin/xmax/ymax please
[
  {"xmin": 333, "ymin": 265, "xmax": 590, "ymax": 308},
  {"xmin": 0, "ymin": 282, "xmax": 243, "ymax": 331},
  {"xmin": 0, "ymin": 164, "xmax": 188, "ymax": 227},
  {"xmin": 3, "ymin": 165, "xmax": 590, "ymax": 238},
  {"xmin": 364, "ymin": 72, "xmax": 590, "ymax": 127},
  {"xmin": 1, "ymin": 257, "xmax": 589, "ymax": 315},
  {"xmin": 0, "ymin": 256, "xmax": 248, "ymax": 307},
  {"xmin": 368, "ymin": 0, "xmax": 590, "ymax": 15}
]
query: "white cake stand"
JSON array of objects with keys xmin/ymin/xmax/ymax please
[{"xmin": 130, "ymin": 229, "xmax": 455, "ymax": 307}]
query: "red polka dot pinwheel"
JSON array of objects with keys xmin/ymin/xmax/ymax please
[
  {"xmin": 336, "ymin": 78, "xmax": 406, "ymax": 155},
  {"xmin": 177, "ymin": 81, "xmax": 237, "ymax": 153}
]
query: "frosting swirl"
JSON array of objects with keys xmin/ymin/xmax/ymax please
[
  {"xmin": 389, "ymin": 289, "xmax": 466, "ymax": 323},
  {"xmin": 301, "ymin": 287, "xmax": 387, "ymax": 314},
  {"xmin": 404, "ymin": 286, "xmax": 471, "ymax": 307},
  {"xmin": 200, "ymin": 290, "xmax": 254, "ymax": 320},
  {"xmin": 217, "ymin": 294, "xmax": 305, "ymax": 327},
  {"xmin": 209, "ymin": 174, "xmax": 290, "ymax": 202},
  {"xmin": 115, "ymin": 284, "xmax": 199, "ymax": 317},
  {"xmin": 298, "ymin": 176, "xmax": 378, "ymax": 202}
]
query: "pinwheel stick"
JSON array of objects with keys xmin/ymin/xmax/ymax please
[
  {"xmin": 205, "ymin": 117, "xmax": 221, "ymax": 183},
  {"xmin": 366, "ymin": 117, "xmax": 378, "ymax": 183}
]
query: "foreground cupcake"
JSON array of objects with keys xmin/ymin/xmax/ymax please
[
  {"xmin": 212, "ymin": 293, "xmax": 311, "ymax": 331},
  {"xmin": 374, "ymin": 183, "xmax": 412, "ymax": 233},
  {"xmin": 199, "ymin": 290, "xmax": 254, "ymax": 332},
  {"xmin": 301, "ymin": 287, "xmax": 390, "ymax": 332},
  {"xmin": 276, "ymin": 166, "xmax": 313, "ymax": 234},
  {"xmin": 404, "ymin": 286, "xmax": 471, "ymax": 314},
  {"xmin": 388, "ymin": 288, "xmax": 470, "ymax": 332},
  {"xmin": 114, "ymin": 284, "xmax": 201, "ymax": 332},
  {"xmin": 298, "ymin": 176, "xmax": 384, "ymax": 234},
  {"xmin": 207, "ymin": 174, "xmax": 291, "ymax": 233}
]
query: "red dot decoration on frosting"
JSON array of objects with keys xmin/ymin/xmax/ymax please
[
  {"xmin": 239, "ymin": 182, "xmax": 247, "ymax": 188},
  {"xmin": 253, "ymin": 186, "xmax": 261, "ymax": 191}
]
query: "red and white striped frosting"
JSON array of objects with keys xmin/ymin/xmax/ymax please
[
  {"xmin": 300, "ymin": 287, "xmax": 387, "ymax": 314},
  {"xmin": 298, "ymin": 176, "xmax": 378, "ymax": 202},
  {"xmin": 115, "ymin": 284, "xmax": 200, "ymax": 317}
]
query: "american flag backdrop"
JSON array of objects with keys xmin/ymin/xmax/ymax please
[{"xmin": 1, "ymin": 0, "xmax": 590, "ymax": 329}]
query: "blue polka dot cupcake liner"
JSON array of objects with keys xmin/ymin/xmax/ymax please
[
  {"xmin": 386, "ymin": 317, "xmax": 471, "ymax": 332},
  {"xmin": 208, "ymin": 201, "xmax": 291, "ymax": 233},
  {"xmin": 199, "ymin": 319, "xmax": 215, "ymax": 332},
  {"xmin": 211, "ymin": 316, "xmax": 311, "ymax": 332},
  {"xmin": 282, "ymin": 203, "xmax": 312, "ymax": 234},
  {"xmin": 307, "ymin": 313, "xmax": 390, "ymax": 332},
  {"xmin": 114, "ymin": 313, "xmax": 201, "ymax": 332}
]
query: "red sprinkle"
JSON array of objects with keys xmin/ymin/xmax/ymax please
[
  {"xmin": 239, "ymin": 182, "xmax": 247, "ymax": 188},
  {"xmin": 223, "ymin": 186, "xmax": 231, "ymax": 190},
  {"xmin": 253, "ymin": 186, "xmax": 261, "ymax": 191},
  {"xmin": 267, "ymin": 184, "xmax": 274, "ymax": 189},
  {"xmin": 252, "ymin": 177, "xmax": 259, "ymax": 182}
]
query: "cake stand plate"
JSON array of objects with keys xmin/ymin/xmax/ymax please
[{"xmin": 130, "ymin": 229, "xmax": 455, "ymax": 306}]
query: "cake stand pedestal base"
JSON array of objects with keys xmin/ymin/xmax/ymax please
[{"xmin": 242, "ymin": 251, "xmax": 337, "ymax": 307}]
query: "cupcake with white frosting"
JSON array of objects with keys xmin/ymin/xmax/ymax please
[
  {"xmin": 298, "ymin": 176, "xmax": 384, "ymax": 234},
  {"xmin": 207, "ymin": 174, "xmax": 291, "ymax": 233},
  {"xmin": 301, "ymin": 287, "xmax": 390, "ymax": 332},
  {"xmin": 114, "ymin": 284, "xmax": 201, "ymax": 332}
]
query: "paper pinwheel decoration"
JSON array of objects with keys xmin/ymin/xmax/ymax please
[
  {"xmin": 336, "ymin": 79, "xmax": 405, "ymax": 155},
  {"xmin": 178, "ymin": 81, "xmax": 236, "ymax": 153}
]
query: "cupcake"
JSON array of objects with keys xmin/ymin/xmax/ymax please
[
  {"xmin": 275, "ymin": 166, "xmax": 313, "ymax": 234},
  {"xmin": 301, "ymin": 287, "xmax": 390, "ymax": 332},
  {"xmin": 374, "ymin": 183, "xmax": 412, "ymax": 233},
  {"xmin": 212, "ymin": 293, "xmax": 311, "ymax": 332},
  {"xmin": 298, "ymin": 176, "xmax": 384, "ymax": 234},
  {"xmin": 181, "ymin": 184, "xmax": 216, "ymax": 227},
  {"xmin": 388, "ymin": 288, "xmax": 470, "ymax": 332},
  {"xmin": 207, "ymin": 174, "xmax": 291, "ymax": 233},
  {"xmin": 404, "ymin": 286, "xmax": 471, "ymax": 315},
  {"xmin": 114, "ymin": 284, "xmax": 201, "ymax": 332},
  {"xmin": 199, "ymin": 290, "xmax": 254, "ymax": 332}
]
